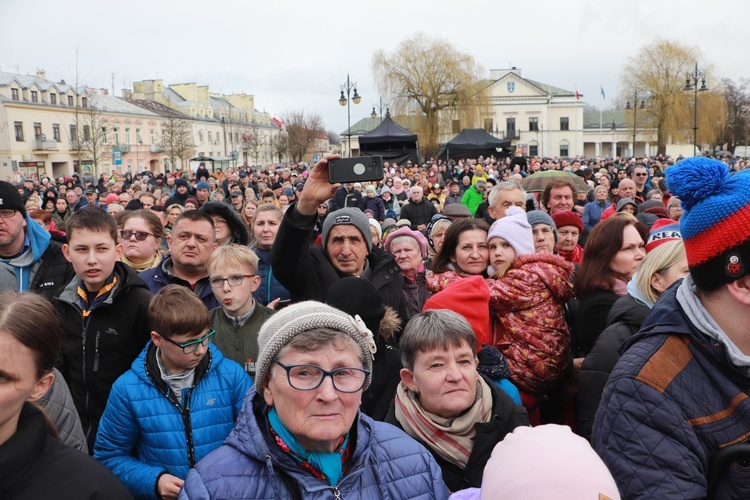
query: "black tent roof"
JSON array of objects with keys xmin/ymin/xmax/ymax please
[
  {"xmin": 358, "ymin": 114, "xmax": 418, "ymax": 144},
  {"xmin": 438, "ymin": 129, "xmax": 511, "ymax": 160}
]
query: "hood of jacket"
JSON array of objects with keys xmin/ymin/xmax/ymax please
[
  {"xmin": 132, "ymin": 340, "xmax": 218, "ymax": 390},
  {"xmin": 200, "ymin": 201, "xmax": 249, "ymax": 246},
  {"xmin": 3, "ymin": 216, "xmax": 51, "ymax": 268}
]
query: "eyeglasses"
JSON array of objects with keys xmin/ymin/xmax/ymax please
[
  {"xmin": 213, "ymin": 218, "xmax": 227, "ymax": 225},
  {"xmin": 209, "ymin": 274, "xmax": 256, "ymax": 288},
  {"xmin": 160, "ymin": 329, "xmax": 215, "ymax": 354},
  {"xmin": 0, "ymin": 209, "xmax": 17, "ymax": 219},
  {"xmin": 634, "ymin": 172, "xmax": 649, "ymax": 177},
  {"xmin": 121, "ymin": 230, "xmax": 155, "ymax": 241},
  {"xmin": 274, "ymin": 360, "xmax": 369, "ymax": 393}
]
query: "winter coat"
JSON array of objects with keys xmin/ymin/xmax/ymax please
[
  {"xmin": 38, "ymin": 368, "xmax": 87, "ymax": 453},
  {"xmin": 400, "ymin": 198, "xmax": 438, "ymax": 229},
  {"xmin": 592, "ymin": 279, "xmax": 750, "ymax": 499},
  {"xmin": 0, "ymin": 216, "xmax": 74, "ymax": 298},
  {"xmin": 331, "ymin": 186, "xmax": 364, "ymax": 211},
  {"xmin": 461, "ymin": 186, "xmax": 484, "ymax": 216},
  {"xmin": 0, "ymin": 403, "xmax": 133, "ymax": 500},
  {"xmin": 55, "ymin": 262, "xmax": 152, "ymax": 450},
  {"xmin": 574, "ymin": 288, "xmax": 620, "ymax": 357},
  {"xmin": 209, "ymin": 304, "xmax": 274, "ymax": 374},
  {"xmin": 402, "ymin": 270, "xmax": 432, "ymax": 319},
  {"xmin": 576, "ymin": 293, "xmax": 649, "ymax": 441},
  {"xmin": 360, "ymin": 307, "xmax": 403, "ymax": 422},
  {"xmin": 139, "ymin": 256, "xmax": 219, "ymax": 311},
  {"xmin": 199, "ymin": 201, "xmax": 250, "ymax": 246},
  {"xmin": 582, "ymin": 200, "xmax": 611, "ymax": 231},
  {"xmin": 178, "ymin": 385, "xmax": 450, "ymax": 500},
  {"xmin": 362, "ymin": 195, "xmax": 386, "ymax": 222},
  {"xmin": 253, "ymin": 248, "xmax": 291, "ymax": 306},
  {"xmin": 385, "ymin": 374, "xmax": 529, "ymax": 492},
  {"xmin": 271, "ymin": 204, "xmax": 407, "ymax": 318},
  {"xmin": 94, "ymin": 343, "xmax": 252, "ymax": 499}
]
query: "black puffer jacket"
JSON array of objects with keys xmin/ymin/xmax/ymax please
[{"xmin": 577, "ymin": 293, "xmax": 650, "ymax": 440}]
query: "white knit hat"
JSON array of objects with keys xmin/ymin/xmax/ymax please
[
  {"xmin": 486, "ymin": 206, "xmax": 535, "ymax": 257},
  {"xmin": 480, "ymin": 425, "xmax": 621, "ymax": 500},
  {"xmin": 255, "ymin": 301, "xmax": 376, "ymax": 389}
]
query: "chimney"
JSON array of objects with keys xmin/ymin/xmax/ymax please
[
  {"xmin": 122, "ymin": 89, "xmax": 132, "ymax": 99},
  {"xmin": 36, "ymin": 68, "xmax": 47, "ymax": 80},
  {"xmin": 100, "ymin": 88, "xmax": 109, "ymax": 95}
]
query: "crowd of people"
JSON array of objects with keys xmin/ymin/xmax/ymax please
[{"xmin": 1, "ymin": 150, "xmax": 749, "ymax": 499}]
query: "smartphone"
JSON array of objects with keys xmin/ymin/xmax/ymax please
[{"xmin": 328, "ymin": 156, "xmax": 384, "ymax": 184}]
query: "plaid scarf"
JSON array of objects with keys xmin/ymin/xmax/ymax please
[
  {"xmin": 394, "ymin": 377, "xmax": 493, "ymax": 469},
  {"xmin": 77, "ymin": 273, "xmax": 118, "ymax": 318}
]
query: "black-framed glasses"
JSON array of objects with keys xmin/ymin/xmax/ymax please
[
  {"xmin": 634, "ymin": 172, "xmax": 649, "ymax": 177},
  {"xmin": 0, "ymin": 209, "xmax": 18, "ymax": 219},
  {"xmin": 209, "ymin": 274, "xmax": 255, "ymax": 288},
  {"xmin": 121, "ymin": 230, "xmax": 154, "ymax": 241},
  {"xmin": 274, "ymin": 360, "xmax": 369, "ymax": 393},
  {"xmin": 160, "ymin": 329, "xmax": 215, "ymax": 354}
]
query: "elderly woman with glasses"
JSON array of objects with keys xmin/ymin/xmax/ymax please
[{"xmin": 180, "ymin": 301, "xmax": 449, "ymax": 499}]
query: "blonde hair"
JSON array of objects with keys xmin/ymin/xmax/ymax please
[
  {"xmin": 207, "ymin": 243, "xmax": 259, "ymax": 275},
  {"xmin": 635, "ymin": 240, "xmax": 686, "ymax": 304}
]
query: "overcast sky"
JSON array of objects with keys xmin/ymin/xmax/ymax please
[{"xmin": 2, "ymin": 0, "xmax": 748, "ymax": 134}]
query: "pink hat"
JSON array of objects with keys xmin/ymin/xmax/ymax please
[
  {"xmin": 383, "ymin": 226, "xmax": 428, "ymax": 259},
  {"xmin": 105, "ymin": 193, "xmax": 119, "ymax": 204},
  {"xmin": 480, "ymin": 425, "xmax": 621, "ymax": 499},
  {"xmin": 486, "ymin": 206, "xmax": 534, "ymax": 257}
]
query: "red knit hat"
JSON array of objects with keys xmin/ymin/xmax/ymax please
[
  {"xmin": 551, "ymin": 210, "xmax": 583, "ymax": 233},
  {"xmin": 422, "ymin": 275, "xmax": 492, "ymax": 350},
  {"xmin": 645, "ymin": 218, "xmax": 682, "ymax": 252}
]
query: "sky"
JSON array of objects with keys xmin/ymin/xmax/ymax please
[{"xmin": 2, "ymin": 0, "xmax": 748, "ymax": 135}]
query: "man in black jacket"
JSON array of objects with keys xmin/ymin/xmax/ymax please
[
  {"xmin": 330, "ymin": 182, "xmax": 364, "ymax": 212},
  {"xmin": 399, "ymin": 186, "xmax": 437, "ymax": 232}
]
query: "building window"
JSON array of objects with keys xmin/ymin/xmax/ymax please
[
  {"xmin": 483, "ymin": 118, "xmax": 493, "ymax": 132},
  {"xmin": 70, "ymin": 125, "xmax": 77, "ymax": 142},
  {"xmin": 208, "ymin": 131, "xmax": 213, "ymax": 143},
  {"xmin": 31, "ymin": 91, "xmax": 38, "ymax": 103},
  {"xmin": 83, "ymin": 125, "xmax": 91, "ymax": 142},
  {"xmin": 560, "ymin": 117, "xmax": 569, "ymax": 131},
  {"xmin": 125, "ymin": 127, "xmax": 131, "ymax": 144},
  {"xmin": 114, "ymin": 127, "xmax": 120, "ymax": 144},
  {"xmin": 50, "ymin": 93, "xmax": 57, "ymax": 104},
  {"xmin": 102, "ymin": 127, "xmax": 108, "ymax": 144},
  {"xmin": 81, "ymin": 97, "xmax": 88, "ymax": 108},
  {"xmin": 11, "ymin": 88, "xmax": 19, "ymax": 100},
  {"xmin": 68, "ymin": 95, "xmax": 74, "ymax": 106},
  {"xmin": 529, "ymin": 144, "xmax": 538, "ymax": 156},
  {"xmin": 529, "ymin": 117, "xmax": 539, "ymax": 131},
  {"xmin": 151, "ymin": 129, "xmax": 156, "ymax": 144},
  {"xmin": 34, "ymin": 123, "xmax": 42, "ymax": 139},
  {"xmin": 199, "ymin": 130, "xmax": 204, "ymax": 143},
  {"xmin": 560, "ymin": 142, "xmax": 569, "ymax": 157},
  {"xmin": 53, "ymin": 124, "xmax": 61, "ymax": 142},
  {"xmin": 136, "ymin": 128, "xmax": 142, "ymax": 144},
  {"xmin": 14, "ymin": 122, "xmax": 24, "ymax": 141}
]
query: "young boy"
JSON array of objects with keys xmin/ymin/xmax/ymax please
[
  {"xmin": 94, "ymin": 285, "xmax": 252, "ymax": 499},
  {"xmin": 207, "ymin": 244, "xmax": 274, "ymax": 376},
  {"xmin": 55, "ymin": 206, "xmax": 153, "ymax": 452}
]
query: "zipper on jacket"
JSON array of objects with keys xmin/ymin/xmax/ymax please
[
  {"xmin": 80, "ymin": 315, "xmax": 94, "ymax": 441},
  {"xmin": 332, "ymin": 486, "xmax": 341, "ymax": 500},
  {"xmin": 93, "ymin": 330, "xmax": 101, "ymax": 372},
  {"xmin": 183, "ymin": 388, "xmax": 196, "ymax": 468},
  {"xmin": 266, "ymin": 266, "xmax": 273, "ymax": 304}
]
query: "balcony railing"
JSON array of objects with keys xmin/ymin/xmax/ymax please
[
  {"xmin": 33, "ymin": 139, "xmax": 58, "ymax": 151},
  {"xmin": 151, "ymin": 144, "xmax": 164, "ymax": 153},
  {"xmin": 114, "ymin": 144, "xmax": 130, "ymax": 153},
  {"xmin": 504, "ymin": 130, "xmax": 520, "ymax": 140}
]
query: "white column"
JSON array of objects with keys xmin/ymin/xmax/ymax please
[
  {"xmin": 595, "ymin": 142, "xmax": 600, "ymax": 157},
  {"xmin": 611, "ymin": 140, "xmax": 616, "ymax": 157},
  {"xmin": 644, "ymin": 142, "xmax": 650, "ymax": 156}
]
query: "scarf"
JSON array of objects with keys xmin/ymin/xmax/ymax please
[
  {"xmin": 394, "ymin": 377, "xmax": 493, "ymax": 469},
  {"xmin": 121, "ymin": 250, "xmax": 162, "ymax": 273},
  {"xmin": 77, "ymin": 272, "xmax": 117, "ymax": 318},
  {"xmin": 267, "ymin": 406, "xmax": 350, "ymax": 486},
  {"xmin": 557, "ymin": 244, "xmax": 583, "ymax": 264}
]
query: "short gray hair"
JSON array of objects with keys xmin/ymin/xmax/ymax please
[
  {"xmin": 488, "ymin": 181, "xmax": 526, "ymax": 207},
  {"xmin": 273, "ymin": 328, "xmax": 366, "ymax": 374},
  {"xmin": 400, "ymin": 310, "xmax": 477, "ymax": 371}
]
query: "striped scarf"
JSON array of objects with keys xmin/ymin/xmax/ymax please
[
  {"xmin": 394, "ymin": 376, "xmax": 493, "ymax": 469},
  {"xmin": 77, "ymin": 274, "xmax": 118, "ymax": 318}
]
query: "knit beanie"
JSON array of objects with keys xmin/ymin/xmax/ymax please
[
  {"xmin": 0, "ymin": 181, "xmax": 27, "ymax": 217},
  {"xmin": 322, "ymin": 208, "xmax": 372, "ymax": 252},
  {"xmin": 383, "ymin": 226, "xmax": 429, "ymax": 259},
  {"xmin": 526, "ymin": 210, "xmax": 557, "ymax": 241},
  {"xmin": 550, "ymin": 210, "xmax": 583, "ymax": 234},
  {"xmin": 195, "ymin": 180, "xmax": 210, "ymax": 191},
  {"xmin": 645, "ymin": 218, "xmax": 682, "ymax": 253},
  {"xmin": 174, "ymin": 178, "xmax": 189, "ymax": 189},
  {"xmin": 480, "ymin": 425, "xmax": 621, "ymax": 499},
  {"xmin": 422, "ymin": 275, "xmax": 492, "ymax": 350},
  {"xmin": 255, "ymin": 301, "xmax": 376, "ymax": 389},
  {"xmin": 486, "ymin": 206, "xmax": 534, "ymax": 257},
  {"xmin": 105, "ymin": 193, "xmax": 120, "ymax": 205},
  {"xmin": 326, "ymin": 276, "xmax": 385, "ymax": 338},
  {"xmin": 665, "ymin": 157, "xmax": 750, "ymax": 290},
  {"xmin": 368, "ymin": 218, "xmax": 382, "ymax": 241}
]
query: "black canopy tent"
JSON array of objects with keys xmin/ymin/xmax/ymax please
[
  {"xmin": 359, "ymin": 114, "xmax": 420, "ymax": 165},
  {"xmin": 438, "ymin": 129, "xmax": 512, "ymax": 161}
]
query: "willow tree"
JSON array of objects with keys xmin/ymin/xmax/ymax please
[
  {"xmin": 621, "ymin": 38, "xmax": 726, "ymax": 155},
  {"xmin": 372, "ymin": 33, "xmax": 488, "ymax": 158}
]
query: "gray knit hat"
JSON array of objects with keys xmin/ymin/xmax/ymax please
[
  {"xmin": 526, "ymin": 210, "xmax": 558, "ymax": 242},
  {"xmin": 322, "ymin": 208, "xmax": 372, "ymax": 252},
  {"xmin": 255, "ymin": 301, "xmax": 376, "ymax": 390}
]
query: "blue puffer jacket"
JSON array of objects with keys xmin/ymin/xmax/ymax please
[
  {"xmin": 592, "ymin": 278, "xmax": 750, "ymax": 499},
  {"xmin": 139, "ymin": 256, "xmax": 219, "ymax": 310},
  {"xmin": 253, "ymin": 247, "xmax": 291, "ymax": 306},
  {"xmin": 94, "ymin": 342, "xmax": 252, "ymax": 499},
  {"xmin": 179, "ymin": 386, "xmax": 450, "ymax": 499}
]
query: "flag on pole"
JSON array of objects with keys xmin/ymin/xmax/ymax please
[
  {"xmin": 601, "ymin": 85, "xmax": 606, "ymax": 100},
  {"xmin": 575, "ymin": 89, "xmax": 581, "ymax": 100}
]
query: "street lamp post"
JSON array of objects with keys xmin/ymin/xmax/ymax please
[
  {"xmin": 626, "ymin": 91, "xmax": 645, "ymax": 158},
  {"xmin": 611, "ymin": 121, "xmax": 617, "ymax": 157},
  {"xmin": 339, "ymin": 74, "xmax": 361, "ymax": 157},
  {"xmin": 683, "ymin": 62, "xmax": 708, "ymax": 157},
  {"xmin": 135, "ymin": 138, "xmax": 142, "ymax": 171}
]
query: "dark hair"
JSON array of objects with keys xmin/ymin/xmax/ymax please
[
  {"xmin": 0, "ymin": 292, "xmax": 61, "ymax": 378},
  {"xmin": 67, "ymin": 206, "xmax": 118, "ymax": 243},
  {"xmin": 150, "ymin": 205, "xmax": 166, "ymax": 214},
  {"xmin": 173, "ymin": 209, "xmax": 215, "ymax": 231},
  {"xmin": 148, "ymin": 284, "xmax": 210, "ymax": 338},
  {"xmin": 431, "ymin": 218, "xmax": 489, "ymax": 273},
  {"xmin": 540, "ymin": 179, "xmax": 577, "ymax": 210},
  {"xmin": 120, "ymin": 209, "xmax": 164, "ymax": 240},
  {"xmin": 30, "ymin": 209, "xmax": 52, "ymax": 225},
  {"xmin": 575, "ymin": 217, "xmax": 649, "ymax": 298}
]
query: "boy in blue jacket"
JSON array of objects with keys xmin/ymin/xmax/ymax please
[{"xmin": 94, "ymin": 285, "xmax": 252, "ymax": 499}]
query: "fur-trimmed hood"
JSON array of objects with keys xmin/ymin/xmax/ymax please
[
  {"xmin": 379, "ymin": 305, "xmax": 401, "ymax": 342},
  {"xmin": 199, "ymin": 201, "xmax": 249, "ymax": 246}
]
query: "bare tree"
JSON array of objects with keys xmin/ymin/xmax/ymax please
[
  {"xmin": 243, "ymin": 123, "xmax": 264, "ymax": 166},
  {"xmin": 621, "ymin": 38, "xmax": 726, "ymax": 155},
  {"xmin": 283, "ymin": 111, "xmax": 324, "ymax": 163},
  {"xmin": 271, "ymin": 132, "xmax": 288, "ymax": 163},
  {"xmin": 372, "ymin": 33, "xmax": 489, "ymax": 158},
  {"xmin": 720, "ymin": 78, "xmax": 750, "ymax": 150},
  {"xmin": 78, "ymin": 97, "xmax": 110, "ymax": 177},
  {"xmin": 161, "ymin": 116, "xmax": 194, "ymax": 170}
]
